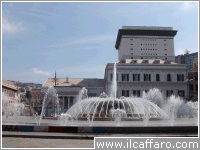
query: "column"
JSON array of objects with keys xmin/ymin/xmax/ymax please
[{"xmin": 62, "ymin": 96, "xmax": 64, "ymax": 109}]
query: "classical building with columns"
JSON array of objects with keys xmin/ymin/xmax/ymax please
[
  {"xmin": 104, "ymin": 59, "xmax": 188, "ymax": 99},
  {"xmin": 41, "ymin": 78, "xmax": 104, "ymax": 115}
]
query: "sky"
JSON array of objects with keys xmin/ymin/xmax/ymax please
[{"xmin": 1, "ymin": 1, "xmax": 199, "ymax": 84}]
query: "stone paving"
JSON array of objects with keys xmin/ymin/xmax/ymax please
[{"xmin": 2, "ymin": 137, "xmax": 94, "ymax": 148}]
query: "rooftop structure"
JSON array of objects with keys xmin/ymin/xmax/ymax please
[{"xmin": 115, "ymin": 26, "xmax": 177, "ymax": 62}]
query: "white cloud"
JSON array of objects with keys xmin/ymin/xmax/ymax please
[
  {"xmin": 2, "ymin": 17, "xmax": 25, "ymax": 35},
  {"xmin": 32, "ymin": 68, "xmax": 51, "ymax": 76},
  {"xmin": 179, "ymin": 2, "xmax": 198, "ymax": 11}
]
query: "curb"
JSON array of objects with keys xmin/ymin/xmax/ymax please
[
  {"xmin": 2, "ymin": 132, "xmax": 94, "ymax": 139},
  {"xmin": 2, "ymin": 125, "xmax": 198, "ymax": 133}
]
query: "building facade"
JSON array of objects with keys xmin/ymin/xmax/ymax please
[
  {"xmin": 41, "ymin": 78, "xmax": 104, "ymax": 116},
  {"xmin": 188, "ymin": 58, "xmax": 198, "ymax": 101},
  {"xmin": 115, "ymin": 26, "xmax": 177, "ymax": 62},
  {"xmin": 105, "ymin": 59, "xmax": 188, "ymax": 99},
  {"xmin": 175, "ymin": 52, "xmax": 198, "ymax": 69},
  {"xmin": 2, "ymin": 80, "xmax": 19, "ymax": 103},
  {"xmin": 30, "ymin": 88, "xmax": 41, "ymax": 111}
]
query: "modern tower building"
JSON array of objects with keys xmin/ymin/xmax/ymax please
[
  {"xmin": 175, "ymin": 52, "xmax": 198, "ymax": 69},
  {"xmin": 115, "ymin": 26, "xmax": 178, "ymax": 62}
]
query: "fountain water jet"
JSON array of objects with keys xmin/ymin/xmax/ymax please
[{"xmin": 39, "ymin": 86, "xmax": 61, "ymax": 125}]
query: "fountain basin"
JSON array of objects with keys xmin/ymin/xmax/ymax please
[{"xmin": 2, "ymin": 124, "xmax": 198, "ymax": 134}]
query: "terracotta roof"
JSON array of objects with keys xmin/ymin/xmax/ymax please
[
  {"xmin": 42, "ymin": 78, "xmax": 104, "ymax": 87},
  {"xmin": 2, "ymin": 80, "xmax": 17, "ymax": 90}
]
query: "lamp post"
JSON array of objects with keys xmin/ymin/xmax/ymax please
[{"xmin": 53, "ymin": 71, "xmax": 58, "ymax": 117}]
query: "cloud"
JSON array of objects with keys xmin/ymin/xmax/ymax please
[
  {"xmin": 2, "ymin": 17, "xmax": 25, "ymax": 35},
  {"xmin": 179, "ymin": 2, "xmax": 198, "ymax": 11},
  {"xmin": 32, "ymin": 68, "xmax": 51, "ymax": 76},
  {"xmin": 48, "ymin": 34, "xmax": 116, "ymax": 48}
]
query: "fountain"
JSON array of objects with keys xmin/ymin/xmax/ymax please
[
  {"xmin": 39, "ymin": 86, "xmax": 61, "ymax": 125},
  {"xmin": 2, "ymin": 63, "xmax": 198, "ymax": 135},
  {"xmin": 2, "ymin": 93, "xmax": 25, "ymax": 125}
]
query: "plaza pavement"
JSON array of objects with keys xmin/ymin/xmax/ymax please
[{"xmin": 2, "ymin": 131, "xmax": 198, "ymax": 148}]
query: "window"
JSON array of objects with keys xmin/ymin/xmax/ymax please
[
  {"xmin": 141, "ymin": 57, "xmax": 143, "ymax": 59},
  {"xmin": 131, "ymin": 53, "xmax": 133, "ymax": 55},
  {"xmin": 122, "ymin": 90, "xmax": 129, "ymax": 97},
  {"xmin": 164, "ymin": 49, "xmax": 167, "ymax": 50},
  {"xmin": 178, "ymin": 90, "xmax": 185, "ymax": 98},
  {"xmin": 133, "ymin": 90, "xmax": 140, "ymax": 97},
  {"xmin": 110, "ymin": 73, "xmax": 113, "ymax": 81},
  {"xmin": 133, "ymin": 74, "xmax": 140, "ymax": 81},
  {"xmin": 164, "ymin": 44, "xmax": 167, "ymax": 46},
  {"xmin": 177, "ymin": 74, "xmax": 181, "ymax": 81},
  {"xmin": 156, "ymin": 74, "xmax": 160, "ymax": 81},
  {"xmin": 177, "ymin": 74, "xmax": 184, "ymax": 81},
  {"xmin": 131, "ymin": 57, "xmax": 133, "ymax": 59},
  {"xmin": 189, "ymin": 84, "xmax": 194, "ymax": 91},
  {"xmin": 166, "ymin": 90, "xmax": 173, "ymax": 97},
  {"xmin": 130, "ymin": 39, "xmax": 133, "ymax": 40},
  {"xmin": 122, "ymin": 73, "xmax": 129, "ymax": 81},
  {"xmin": 144, "ymin": 74, "xmax": 151, "ymax": 81},
  {"xmin": 165, "ymin": 54, "xmax": 167, "ymax": 55},
  {"xmin": 130, "ymin": 44, "xmax": 133, "ymax": 45},
  {"xmin": 182, "ymin": 74, "xmax": 184, "ymax": 81},
  {"xmin": 131, "ymin": 48, "xmax": 133, "ymax": 50},
  {"xmin": 167, "ymin": 74, "xmax": 171, "ymax": 81},
  {"xmin": 164, "ymin": 39, "xmax": 166, "ymax": 41}
]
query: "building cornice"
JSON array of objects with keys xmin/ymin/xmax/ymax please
[{"xmin": 115, "ymin": 29, "xmax": 178, "ymax": 49}]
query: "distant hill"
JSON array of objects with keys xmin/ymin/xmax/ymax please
[{"xmin": 7, "ymin": 80, "xmax": 42, "ymax": 92}]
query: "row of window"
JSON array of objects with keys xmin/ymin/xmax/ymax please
[
  {"xmin": 130, "ymin": 39, "xmax": 167, "ymax": 41},
  {"xmin": 141, "ymin": 53, "xmax": 158, "ymax": 56},
  {"xmin": 140, "ymin": 39, "xmax": 157, "ymax": 41},
  {"xmin": 141, "ymin": 48, "xmax": 157, "ymax": 50},
  {"xmin": 121, "ymin": 90, "xmax": 185, "ymax": 97},
  {"xmin": 110, "ymin": 73, "xmax": 185, "ymax": 82},
  {"xmin": 141, "ymin": 44, "xmax": 157, "ymax": 46},
  {"xmin": 140, "ymin": 44, "xmax": 167, "ymax": 46}
]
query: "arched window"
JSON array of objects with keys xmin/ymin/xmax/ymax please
[
  {"xmin": 167, "ymin": 74, "xmax": 171, "ymax": 81},
  {"xmin": 156, "ymin": 74, "xmax": 160, "ymax": 81}
]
